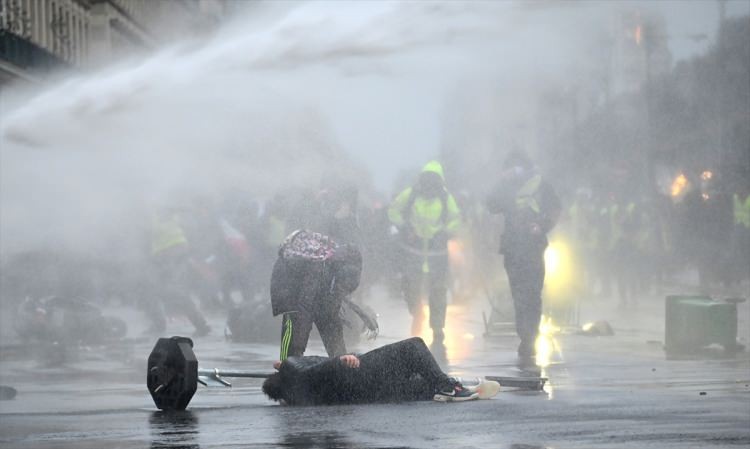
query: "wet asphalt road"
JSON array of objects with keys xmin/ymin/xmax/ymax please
[{"xmin": 0, "ymin": 293, "xmax": 748, "ymax": 449}]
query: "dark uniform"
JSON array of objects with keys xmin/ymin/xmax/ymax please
[
  {"xmin": 271, "ymin": 230, "xmax": 362, "ymax": 359},
  {"xmin": 486, "ymin": 153, "xmax": 560, "ymax": 361}
]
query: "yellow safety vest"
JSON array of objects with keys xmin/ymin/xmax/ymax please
[
  {"xmin": 151, "ymin": 213, "xmax": 188, "ymax": 255},
  {"xmin": 515, "ymin": 175, "xmax": 542, "ymax": 213},
  {"xmin": 734, "ymin": 194, "xmax": 750, "ymax": 229},
  {"xmin": 388, "ymin": 160, "xmax": 461, "ymax": 273},
  {"xmin": 388, "ymin": 187, "xmax": 461, "ymax": 240}
]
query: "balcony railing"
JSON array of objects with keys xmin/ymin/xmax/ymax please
[{"xmin": 0, "ymin": 29, "xmax": 67, "ymax": 74}]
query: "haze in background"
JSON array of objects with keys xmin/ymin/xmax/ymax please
[{"xmin": 1, "ymin": 0, "xmax": 748, "ymax": 256}]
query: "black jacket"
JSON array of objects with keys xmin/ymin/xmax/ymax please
[
  {"xmin": 278, "ymin": 356, "xmax": 353, "ymax": 406},
  {"xmin": 486, "ymin": 175, "xmax": 561, "ymax": 257}
]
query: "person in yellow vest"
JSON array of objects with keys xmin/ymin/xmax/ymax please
[
  {"xmin": 486, "ymin": 151, "xmax": 560, "ymax": 366},
  {"xmin": 565, "ymin": 188, "xmax": 596, "ymax": 297},
  {"xmin": 633, "ymin": 197, "xmax": 665, "ymax": 296},
  {"xmin": 147, "ymin": 207, "xmax": 211, "ymax": 337},
  {"xmin": 734, "ymin": 190, "xmax": 750, "ymax": 230},
  {"xmin": 388, "ymin": 161, "xmax": 461, "ymax": 346},
  {"xmin": 591, "ymin": 192, "xmax": 617, "ymax": 298},
  {"xmin": 254, "ymin": 194, "xmax": 290, "ymax": 299},
  {"xmin": 610, "ymin": 195, "xmax": 640, "ymax": 308},
  {"xmin": 730, "ymin": 184, "xmax": 750, "ymax": 288}
]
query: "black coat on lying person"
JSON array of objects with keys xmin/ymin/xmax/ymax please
[{"xmin": 262, "ymin": 337, "xmax": 463, "ymax": 406}]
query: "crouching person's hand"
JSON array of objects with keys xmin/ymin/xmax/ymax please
[{"xmin": 339, "ymin": 354, "xmax": 360, "ymax": 368}]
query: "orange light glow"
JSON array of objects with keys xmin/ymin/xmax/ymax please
[
  {"xmin": 701, "ymin": 170, "xmax": 713, "ymax": 181},
  {"xmin": 447, "ymin": 238, "xmax": 465, "ymax": 266},
  {"xmin": 671, "ymin": 173, "xmax": 689, "ymax": 197},
  {"xmin": 634, "ymin": 25, "xmax": 642, "ymax": 45},
  {"xmin": 417, "ymin": 304, "xmax": 473, "ymax": 364}
]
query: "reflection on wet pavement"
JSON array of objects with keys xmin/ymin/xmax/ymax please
[
  {"xmin": 278, "ymin": 431, "xmax": 354, "ymax": 448},
  {"xmin": 415, "ymin": 304, "xmax": 476, "ymax": 366},
  {"xmin": 150, "ymin": 411, "xmax": 200, "ymax": 449},
  {"xmin": 535, "ymin": 315, "xmax": 563, "ymax": 368},
  {"xmin": 0, "ymin": 291, "xmax": 746, "ymax": 449}
]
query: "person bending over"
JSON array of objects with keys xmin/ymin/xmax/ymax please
[
  {"xmin": 271, "ymin": 229, "xmax": 362, "ymax": 359},
  {"xmin": 262, "ymin": 337, "xmax": 499, "ymax": 405}
]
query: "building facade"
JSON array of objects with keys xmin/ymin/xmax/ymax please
[{"xmin": 0, "ymin": 0, "xmax": 225, "ymax": 84}]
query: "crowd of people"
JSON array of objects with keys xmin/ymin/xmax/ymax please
[
  {"xmin": 557, "ymin": 172, "xmax": 750, "ymax": 309},
  {"xmin": 2, "ymin": 152, "xmax": 748, "ymax": 374}
]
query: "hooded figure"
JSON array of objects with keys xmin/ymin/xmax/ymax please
[
  {"xmin": 388, "ymin": 161, "xmax": 461, "ymax": 345},
  {"xmin": 486, "ymin": 151, "xmax": 560, "ymax": 366}
]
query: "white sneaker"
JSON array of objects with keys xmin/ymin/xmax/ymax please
[{"xmin": 471, "ymin": 379, "xmax": 501, "ymax": 399}]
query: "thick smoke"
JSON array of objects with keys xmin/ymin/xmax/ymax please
[{"xmin": 0, "ymin": 1, "xmax": 742, "ymax": 274}]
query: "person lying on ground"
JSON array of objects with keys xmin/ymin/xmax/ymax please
[{"xmin": 262, "ymin": 337, "xmax": 499, "ymax": 406}]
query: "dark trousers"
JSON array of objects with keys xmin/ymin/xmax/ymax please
[
  {"xmin": 504, "ymin": 251, "xmax": 545, "ymax": 355},
  {"xmin": 401, "ymin": 253, "xmax": 448, "ymax": 331},
  {"xmin": 347, "ymin": 337, "xmax": 449, "ymax": 403},
  {"xmin": 280, "ymin": 298, "xmax": 346, "ymax": 359}
]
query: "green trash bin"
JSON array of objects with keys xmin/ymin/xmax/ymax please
[{"xmin": 665, "ymin": 295, "xmax": 738, "ymax": 355}]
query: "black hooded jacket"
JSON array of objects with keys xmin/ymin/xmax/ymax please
[{"xmin": 486, "ymin": 173, "xmax": 561, "ymax": 257}]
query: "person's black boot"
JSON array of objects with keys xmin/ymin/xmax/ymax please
[{"xmin": 516, "ymin": 339, "xmax": 539, "ymax": 372}]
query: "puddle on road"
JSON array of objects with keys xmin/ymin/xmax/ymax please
[
  {"xmin": 278, "ymin": 431, "xmax": 365, "ymax": 448},
  {"xmin": 150, "ymin": 411, "xmax": 200, "ymax": 448}
]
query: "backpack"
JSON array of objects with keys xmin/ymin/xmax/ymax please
[
  {"xmin": 278, "ymin": 229, "xmax": 338, "ymax": 261},
  {"xmin": 270, "ymin": 230, "xmax": 362, "ymax": 316}
]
